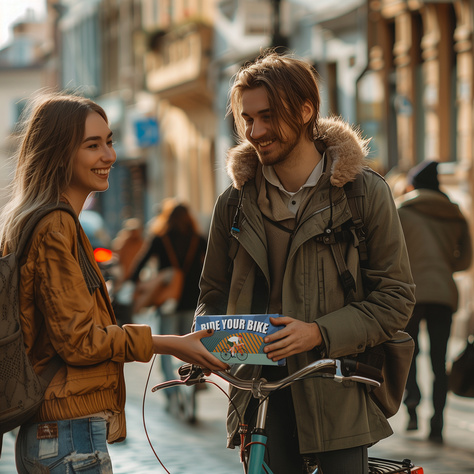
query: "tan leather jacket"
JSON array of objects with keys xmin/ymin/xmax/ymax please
[{"xmin": 19, "ymin": 208, "xmax": 153, "ymax": 442}]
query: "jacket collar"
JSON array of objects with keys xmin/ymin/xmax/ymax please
[{"xmin": 225, "ymin": 116, "xmax": 370, "ymax": 190}]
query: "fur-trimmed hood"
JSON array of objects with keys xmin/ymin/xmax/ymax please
[{"xmin": 226, "ymin": 116, "xmax": 370, "ymax": 190}]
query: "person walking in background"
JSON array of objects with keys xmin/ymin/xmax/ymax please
[
  {"xmin": 111, "ymin": 218, "xmax": 145, "ymax": 325},
  {"xmin": 195, "ymin": 49, "xmax": 415, "ymax": 473},
  {"xmin": 397, "ymin": 160, "xmax": 472, "ymax": 443},
  {"xmin": 128, "ymin": 198, "xmax": 207, "ymax": 418},
  {"xmin": 0, "ymin": 91, "xmax": 227, "ymax": 473},
  {"xmin": 112, "ymin": 217, "xmax": 145, "ymax": 282}
]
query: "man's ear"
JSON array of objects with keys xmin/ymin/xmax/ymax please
[{"xmin": 302, "ymin": 100, "xmax": 314, "ymax": 124}]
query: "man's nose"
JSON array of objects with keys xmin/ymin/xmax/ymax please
[{"xmin": 250, "ymin": 120, "xmax": 266, "ymax": 139}]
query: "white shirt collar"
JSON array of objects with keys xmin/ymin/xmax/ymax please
[{"xmin": 262, "ymin": 152, "xmax": 325, "ymax": 197}]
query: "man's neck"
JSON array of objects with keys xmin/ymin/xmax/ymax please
[{"xmin": 273, "ymin": 141, "xmax": 323, "ymax": 192}]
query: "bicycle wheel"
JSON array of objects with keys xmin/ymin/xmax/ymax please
[
  {"xmin": 221, "ymin": 351, "xmax": 231, "ymax": 361},
  {"xmin": 237, "ymin": 351, "xmax": 248, "ymax": 361}
]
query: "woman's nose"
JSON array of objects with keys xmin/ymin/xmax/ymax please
[{"xmin": 103, "ymin": 145, "xmax": 117, "ymax": 163}]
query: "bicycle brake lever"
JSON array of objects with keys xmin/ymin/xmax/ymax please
[
  {"xmin": 151, "ymin": 365, "xmax": 206, "ymax": 393},
  {"xmin": 151, "ymin": 379, "xmax": 187, "ymax": 392},
  {"xmin": 178, "ymin": 364, "xmax": 205, "ymax": 383}
]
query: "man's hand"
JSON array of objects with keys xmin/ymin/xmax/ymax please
[{"xmin": 263, "ymin": 316, "xmax": 323, "ymax": 361}]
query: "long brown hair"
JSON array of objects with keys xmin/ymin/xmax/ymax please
[
  {"xmin": 0, "ymin": 91, "xmax": 108, "ymax": 251},
  {"xmin": 150, "ymin": 198, "xmax": 199, "ymax": 237},
  {"xmin": 228, "ymin": 48, "xmax": 321, "ymax": 144}
]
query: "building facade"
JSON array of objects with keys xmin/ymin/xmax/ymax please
[
  {"xmin": 365, "ymin": 0, "xmax": 474, "ymax": 335},
  {"xmin": 141, "ymin": 0, "xmax": 218, "ymax": 230}
]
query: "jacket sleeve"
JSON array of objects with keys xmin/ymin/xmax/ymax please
[
  {"xmin": 453, "ymin": 219, "xmax": 472, "ymax": 273},
  {"xmin": 195, "ymin": 191, "xmax": 233, "ymax": 320},
  {"xmin": 33, "ymin": 227, "xmax": 153, "ymax": 365},
  {"xmin": 316, "ymin": 174, "xmax": 416, "ymax": 357}
]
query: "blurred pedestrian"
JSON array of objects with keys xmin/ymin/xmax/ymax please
[
  {"xmin": 128, "ymin": 198, "xmax": 207, "ymax": 417},
  {"xmin": 397, "ymin": 160, "xmax": 472, "ymax": 443},
  {"xmin": 112, "ymin": 217, "xmax": 145, "ymax": 281},
  {"xmin": 0, "ymin": 91, "xmax": 227, "ymax": 473},
  {"xmin": 109, "ymin": 218, "xmax": 145, "ymax": 325}
]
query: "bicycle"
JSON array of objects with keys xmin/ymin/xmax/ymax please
[{"xmin": 150, "ymin": 358, "xmax": 424, "ymax": 474}]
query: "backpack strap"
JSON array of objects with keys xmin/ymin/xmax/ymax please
[
  {"xmin": 19, "ymin": 203, "xmax": 102, "ymax": 296},
  {"xmin": 316, "ymin": 173, "xmax": 368, "ymax": 304},
  {"xmin": 343, "ymin": 174, "xmax": 368, "ymax": 265},
  {"xmin": 16, "ymin": 202, "xmax": 77, "ymax": 258}
]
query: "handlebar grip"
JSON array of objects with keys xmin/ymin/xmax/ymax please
[{"xmin": 341, "ymin": 359, "xmax": 384, "ymax": 384}]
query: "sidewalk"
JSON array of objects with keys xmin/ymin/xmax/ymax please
[{"xmin": 1, "ymin": 324, "xmax": 473, "ymax": 473}]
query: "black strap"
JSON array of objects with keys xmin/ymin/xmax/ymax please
[
  {"xmin": 17, "ymin": 203, "xmax": 77, "ymax": 258},
  {"xmin": 318, "ymin": 174, "xmax": 368, "ymax": 304},
  {"xmin": 344, "ymin": 175, "xmax": 368, "ymax": 264}
]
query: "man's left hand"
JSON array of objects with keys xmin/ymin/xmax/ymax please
[{"xmin": 263, "ymin": 316, "xmax": 322, "ymax": 361}]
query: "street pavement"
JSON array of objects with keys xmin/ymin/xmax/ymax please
[{"xmin": 1, "ymin": 323, "xmax": 474, "ymax": 473}]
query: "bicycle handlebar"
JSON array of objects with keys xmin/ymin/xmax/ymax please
[{"xmin": 150, "ymin": 358, "xmax": 382, "ymax": 395}]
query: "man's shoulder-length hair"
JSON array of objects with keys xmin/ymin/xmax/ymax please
[{"xmin": 229, "ymin": 48, "xmax": 321, "ymax": 143}]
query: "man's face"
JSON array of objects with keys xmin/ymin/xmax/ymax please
[{"xmin": 240, "ymin": 87, "xmax": 302, "ymax": 166}]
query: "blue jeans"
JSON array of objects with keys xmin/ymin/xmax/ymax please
[{"xmin": 15, "ymin": 418, "xmax": 113, "ymax": 473}]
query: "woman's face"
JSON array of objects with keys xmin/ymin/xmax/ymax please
[{"xmin": 66, "ymin": 111, "xmax": 116, "ymax": 205}]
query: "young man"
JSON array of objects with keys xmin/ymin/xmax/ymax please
[{"xmin": 195, "ymin": 50, "xmax": 415, "ymax": 474}]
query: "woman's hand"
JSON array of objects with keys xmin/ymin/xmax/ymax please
[{"xmin": 152, "ymin": 329, "xmax": 229, "ymax": 372}]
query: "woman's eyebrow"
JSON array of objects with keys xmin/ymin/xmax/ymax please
[{"xmin": 83, "ymin": 131, "xmax": 113, "ymax": 143}]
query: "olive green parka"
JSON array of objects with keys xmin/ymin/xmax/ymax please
[
  {"xmin": 196, "ymin": 117, "xmax": 415, "ymax": 453},
  {"xmin": 397, "ymin": 188, "xmax": 472, "ymax": 311}
]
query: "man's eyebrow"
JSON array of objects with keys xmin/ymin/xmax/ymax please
[
  {"xmin": 83, "ymin": 131, "xmax": 113, "ymax": 143},
  {"xmin": 241, "ymin": 108, "xmax": 270, "ymax": 117}
]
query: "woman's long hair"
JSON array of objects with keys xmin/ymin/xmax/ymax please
[
  {"xmin": 149, "ymin": 198, "xmax": 199, "ymax": 237},
  {"xmin": 0, "ymin": 91, "xmax": 108, "ymax": 251}
]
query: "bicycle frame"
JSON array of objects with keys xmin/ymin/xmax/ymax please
[{"xmin": 151, "ymin": 359, "xmax": 424, "ymax": 474}]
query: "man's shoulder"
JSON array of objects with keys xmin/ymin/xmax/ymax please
[{"xmin": 343, "ymin": 166, "xmax": 388, "ymax": 198}]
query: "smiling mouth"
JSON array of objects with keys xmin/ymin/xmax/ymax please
[
  {"xmin": 92, "ymin": 168, "xmax": 110, "ymax": 176},
  {"xmin": 257, "ymin": 138, "xmax": 276, "ymax": 148}
]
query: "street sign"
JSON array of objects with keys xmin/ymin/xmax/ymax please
[{"xmin": 134, "ymin": 117, "xmax": 159, "ymax": 147}]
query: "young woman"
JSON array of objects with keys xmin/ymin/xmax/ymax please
[{"xmin": 0, "ymin": 92, "xmax": 227, "ymax": 473}]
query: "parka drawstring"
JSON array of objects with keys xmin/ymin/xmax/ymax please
[
  {"xmin": 231, "ymin": 185, "xmax": 245, "ymax": 233},
  {"xmin": 324, "ymin": 185, "xmax": 334, "ymax": 235}
]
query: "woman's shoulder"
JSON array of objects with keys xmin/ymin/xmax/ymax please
[{"xmin": 28, "ymin": 209, "xmax": 78, "ymax": 253}]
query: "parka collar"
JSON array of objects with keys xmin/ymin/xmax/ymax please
[{"xmin": 225, "ymin": 116, "xmax": 370, "ymax": 190}]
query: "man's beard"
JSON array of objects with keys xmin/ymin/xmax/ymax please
[{"xmin": 255, "ymin": 135, "xmax": 301, "ymax": 167}]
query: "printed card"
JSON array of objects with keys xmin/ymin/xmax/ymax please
[{"xmin": 195, "ymin": 314, "xmax": 286, "ymax": 366}]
